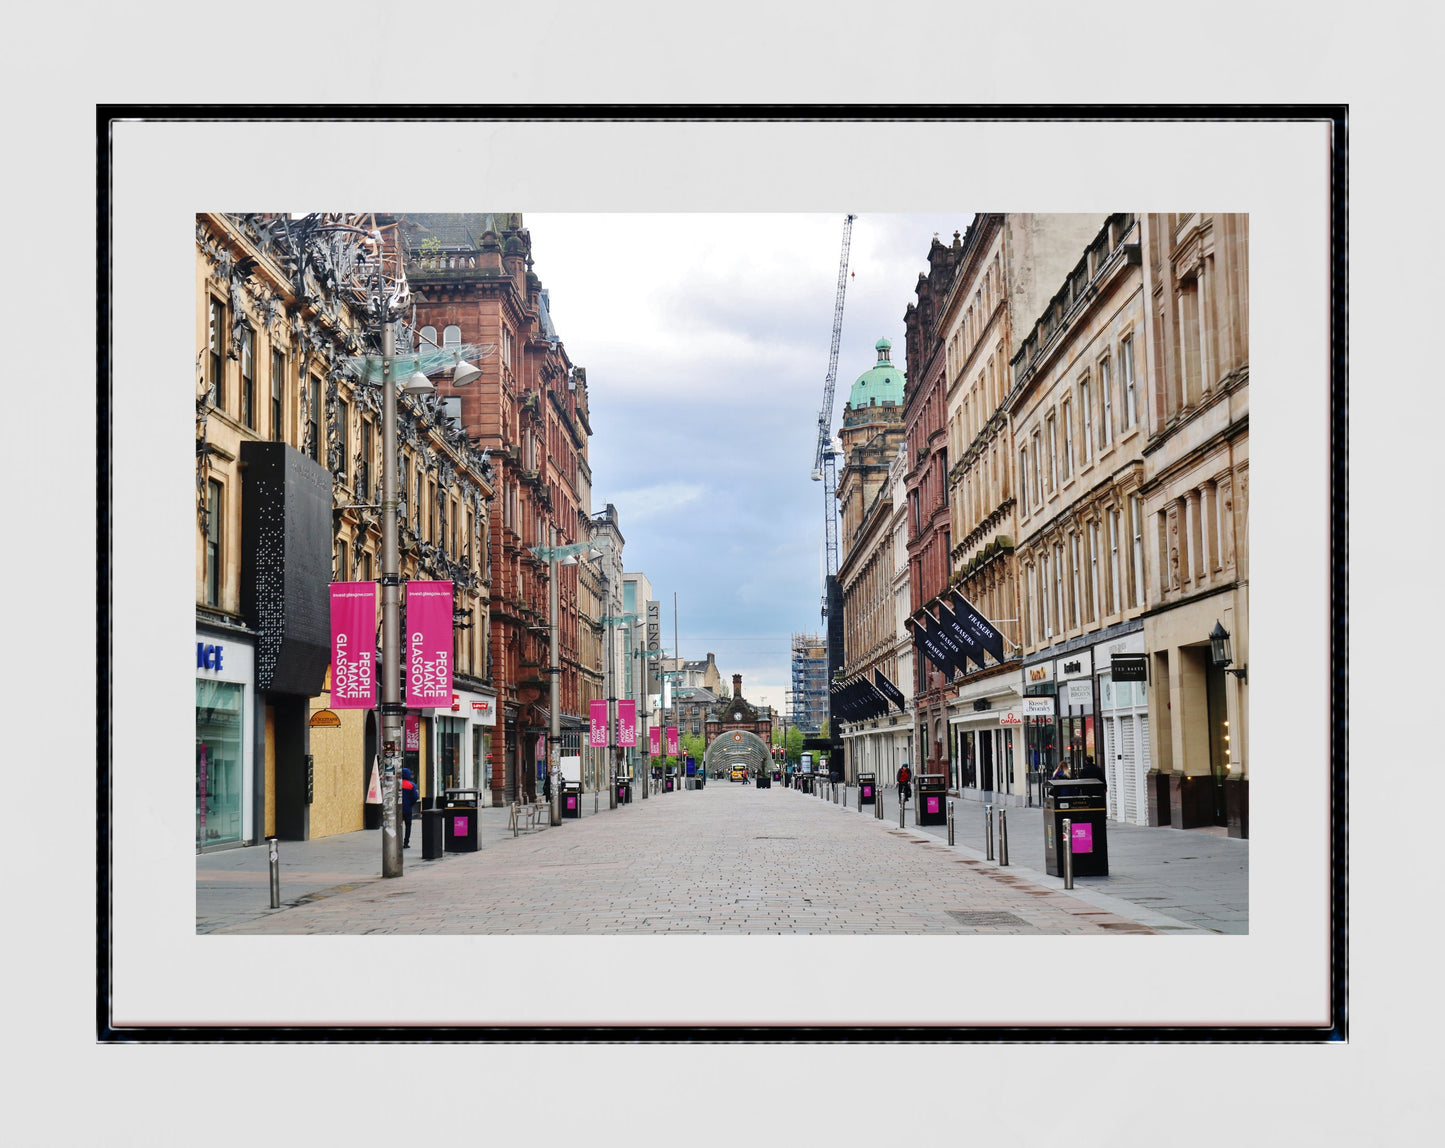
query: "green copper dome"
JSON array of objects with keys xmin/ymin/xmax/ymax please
[{"xmin": 846, "ymin": 337, "xmax": 905, "ymax": 410}]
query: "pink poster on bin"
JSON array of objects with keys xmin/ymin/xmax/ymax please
[
  {"xmin": 405, "ymin": 581, "xmax": 453, "ymax": 708},
  {"xmin": 666, "ymin": 726, "xmax": 679, "ymax": 756},
  {"xmin": 617, "ymin": 700, "xmax": 637, "ymax": 747},
  {"xmin": 649, "ymin": 725, "xmax": 661, "ymax": 755},
  {"xmin": 329, "ymin": 582, "xmax": 377, "ymax": 709},
  {"xmin": 589, "ymin": 699, "xmax": 609, "ymax": 747}
]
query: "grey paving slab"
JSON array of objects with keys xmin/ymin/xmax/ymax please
[{"xmin": 199, "ymin": 779, "xmax": 1244, "ymax": 936}]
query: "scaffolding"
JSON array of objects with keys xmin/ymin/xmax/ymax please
[{"xmin": 790, "ymin": 631, "xmax": 829, "ymax": 734}]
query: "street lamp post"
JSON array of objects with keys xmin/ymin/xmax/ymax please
[
  {"xmin": 379, "ymin": 320, "xmax": 403, "ymax": 878},
  {"xmin": 527, "ymin": 533, "xmax": 616, "ymax": 825},
  {"xmin": 548, "ymin": 526, "xmax": 562, "ymax": 826}
]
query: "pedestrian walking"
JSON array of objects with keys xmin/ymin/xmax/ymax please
[
  {"xmin": 400, "ymin": 767, "xmax": 418, "ymax": 849},
  {"xmin": 1079, "ymin": 756, "xmax": 1106, "ymax": 785},
  {"xmin": 1051, "ymin": 760, "xmax": 1071, "ymax": 780}
]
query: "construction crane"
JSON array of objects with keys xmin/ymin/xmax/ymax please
[{"xmin": 812, "ymin": 213, "xmax": 855, "ymax": 582}]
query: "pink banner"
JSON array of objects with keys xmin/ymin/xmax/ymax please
[
  {"xmin": 666, "ymin": 726, "xmax": 679, "ymax": 756},
  {"xmin": 649, "ymin": 725, "xmax": 661, "ymax": 755},
  {"xmin": 617, "ymin": 700, "xmax": 637, "ymax": 747},
  {"xmin": 589, "ymin": 699, "xmax": 609, "ymax": 747},
  {"xmin": 329, "ymin": 582, "xmax": 377, "ymax": 709},
  {"xmin": 405, "ymin": 581, "xmax": 453, "ymax": 708},
  {"xmin": 405, "ymin": 714, "xmax": 420, "ymax": 752}
]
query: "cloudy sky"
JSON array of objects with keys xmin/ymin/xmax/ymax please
[{"xmin": 523, "ymin": 212, "xmax": 970, "ymax": 713}]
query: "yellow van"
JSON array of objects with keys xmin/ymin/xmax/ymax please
[{"xmin": 730, "ymin": 765, "xmax": 748, "ymax": 782}]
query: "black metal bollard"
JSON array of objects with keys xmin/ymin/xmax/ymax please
[
  {"xmin": 947, "ymin": 801, "xmax": 955, "ymax": 846},
  {"xmin": 985, "ymin": 804, "xmax": 994, "ymax": 861},
  {"xmin": 1062, "ymin": 817, "xmax": 1074, "ymax": 889},
  {"xmin": 267, "ymin": 837, "xmax": 280, "ymax": 909},
  {"xmin": 998, "ymin": 807, "xmax": 1009, "ymax": 866}
]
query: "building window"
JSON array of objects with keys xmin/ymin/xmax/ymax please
[
  {"xmin": 239, "ymin": 325, "xmax": 255, "ymax": 429},
  {"xmin": 1040, "ymin": 552, "xmax": 1052, "ymax": 638},
  {"xmin": 358, "ymin": 418, "xmax": 373, "ymax": 501},
  {"xmin": 335, "ymin": 538, "xmax": 349, "ymax": 581},
  {"xmin": 1061, "ymin": 401, "xmax": 1073, "ymax": 479},
  {"xmin": 1179, "ymin": 278, "xmax": 1202, "ymax": 406},
  {"xmin": 1031, "ymin": 432, "xmax": 1043, "ymax": 507},
  {"xmin": 1098, "ymin": 356, "xmax": 1113, "ymax": 447},
  {"xmin": 1089, "ymin": 520, "xmax": 1102, "ymax": 623},
  {"xmin": 1108, "ymin": 509, "xmax": 1121, "ymax": 616},
  {"xmin": 420, "ymin": 325, "xmax": 438, "ymax": 350},
  {"xmin": 1018, "ymin": 447, "xmax": 1028, "ymax": 511},
  {"xmin": 205, "ymin": 479, "xmax": 222, "ymax": 607},
  {"xmin": 336, "ymin": 396, "xmax": 349, "ymax": 483},
  {"xmin": 1121, "ymin": 335, "xmax": 1138, "ymax": 428},
  {"xmin": 1079, "ymin": 374, "xmax": 1094, "ymax": 463},
  {"xmin": 361, "ymin": 550, "xmax": 372, "ymax": 582},
  {"xmin": 1046, "ymin": 414, "xmax": 1058, "ymax": 492},
  {"xmin": 271, "ymin": 349, "xmax": 286, "ymax": 442},
  {"xmin": 307, "ymin": 376, "xmax": 320, "ymax": 462},
  {"xmin": 1069, "ymin": 533, "xmax": 1082, "ymax": 630},
  {"xmin": 207, "ymin": 297, "xmax": 225, "ymax": 408},
  {"xmin": 443, "ymin": 324, "xmax": 462, "ymax": 350},
  {"xmin": 1129, "ymin": 495, "xmax": 1145, "ymax": 608}
]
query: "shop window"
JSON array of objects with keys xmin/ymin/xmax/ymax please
[{"xmin": 196, "ymin": 678, "xmax": 244, "ymax": 848}]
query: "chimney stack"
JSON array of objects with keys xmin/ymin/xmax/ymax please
[{"xmin": 732, "ymin": 673, "xmax": 742, "ymax": 698}]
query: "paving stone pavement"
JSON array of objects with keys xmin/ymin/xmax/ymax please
[{"xmin": 199, "ymin": 779, "xmax": 1244, "ymax": 936}]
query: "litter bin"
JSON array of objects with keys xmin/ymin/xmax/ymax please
[
  {"xmin": 798, "ymin": 773, "xmax": 813, "ymax": 794},
  {"xmin": 664, "ymin": 775, "xmax": 675, "ymax": 793},
  {"xmin": 616, "ymin": 777, "xmax": 632, "ymax": 804},
  {"xmin": 1043, "ymin": 777, "xmax": 1109, "ymax": 876},
  {"xmin": 917, "ymin": 773, "xmax": 948, "ymax": 826},
  {"xmin": 858, "ymin": 773, "xmax": 877, "ymax": 805},
  {"xmin": 443, "ymin": 788, "xmax": 480, "ymax": 852},
  {"xmin": 421, "ymin": 797, "xmax": 445, "ymax": 860},
  {"xmin": 561, "ymin": 780, "xmax": 582, "ymax": 819},
  {"xmin": 756, "ymin": 769, "xmax": 771, "ymax": 789}
]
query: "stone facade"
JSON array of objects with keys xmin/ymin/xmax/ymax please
[
  {"xmin": 1136, "ymin": 214, "xmax": 1250, "ymax": 835},
  {"xmin": 400, "ymin": 213, "xmax": 593, "ymax": 805},
  {"xmin": 1008, "ymin": 214, "xmax": 1153, "ymax": 820},
  {"xmin": 836, "ymin": 338, "xmax": 909, "ymax": 784},
  {"xmin": 196, "ymin": 213, "xmax": 494, "ymax": 844}
]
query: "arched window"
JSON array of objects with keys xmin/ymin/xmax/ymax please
[
  {"xmin": 443, "ymin": 325, "xmax": 461, "ymax": 349},
  {"xmin": 419, "ymin": 325, "xmax": 437, "ymax": 349}
]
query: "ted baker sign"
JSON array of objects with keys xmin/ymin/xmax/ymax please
[{"xmin": 405, "ymin": 581, "xmax": 453, "ymax": 708}]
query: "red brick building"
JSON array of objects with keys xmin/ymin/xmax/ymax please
[
  {"xmin": 903, "ymin": 232, "xmax": 964, "ymax": 782},
  {"xmin": 398, "ymin": 213, "xmax": 593, "ymax": 804}
]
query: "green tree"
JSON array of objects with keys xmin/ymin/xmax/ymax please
[{"xmin": 784, "ymin": 726, "xmax": 804, "ymax": 763}]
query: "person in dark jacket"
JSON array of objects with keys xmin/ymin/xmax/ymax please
[
  {"xmin": 1079, "ymin": 756, "xmax": 1106, "ymax": 785},
  {"xmin": 400, "ymin": 768, "xmax": 418, "ymax": 848}
]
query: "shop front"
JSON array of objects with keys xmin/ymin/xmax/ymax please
[
  {"xmin": 442, "ymin": 687, "xmax": 499, "ymax": 803},
  {"xmin": 1096, "ymin": 633, "xmax": 1151, "ymax": 826},
  {"xmin": 195, "ymin": 629, "xmax": 255, "ymax": 852},
  {"xmin": 948, "ymin": 671, "xmax": 1026, "ymax": 804}
]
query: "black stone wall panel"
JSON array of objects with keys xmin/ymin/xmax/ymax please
[{"xmin": 240, "ymin": 441, "xmax": 333, "ymax": 696}]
